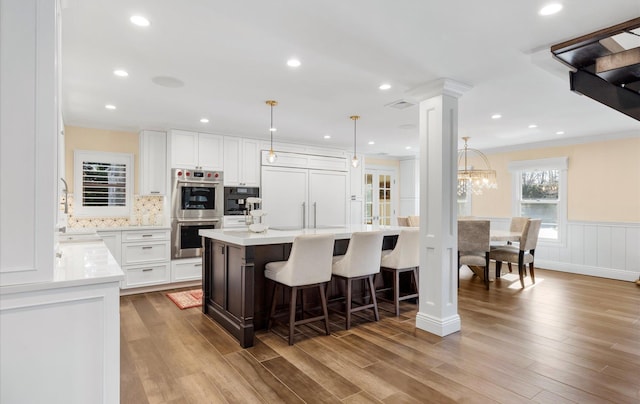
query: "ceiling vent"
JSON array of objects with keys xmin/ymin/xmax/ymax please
[{"xmin": 385, "ymin": 99, "xmax": 416, "ymax": 110}]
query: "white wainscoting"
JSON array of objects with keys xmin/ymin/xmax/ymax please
[{"xmin": 488, "ymin": 218, "xmax": 640, "ymax": 282}]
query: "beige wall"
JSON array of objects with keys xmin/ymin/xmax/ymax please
[
  {"xmin": 364, "ymin": 157, "xmax": 400, "ymax": 169},
  {"xmin": 65, "ymin": 126, "xmax": 139, "ymax": 193},
  {"xmin": 472, "ymin": 136, "xmax": 640, "ymax": 222}
]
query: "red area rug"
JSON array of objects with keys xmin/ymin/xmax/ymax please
[{"xmin": 166, "ymin": 289, "xmax": 203, "ymax": 309}]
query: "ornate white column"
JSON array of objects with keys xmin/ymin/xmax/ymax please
[{"xmin": 410, "ymin": 78, "xmax": 471, "ymax": 336}]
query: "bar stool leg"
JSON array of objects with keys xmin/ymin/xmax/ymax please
[
  {"xmin": 345, "ymin": 278, "xmax": 353, "ymax": 330},
  {"xmin": 368, "ymin": 275, "xmax": 379, "ymax": 321},
  {"xmin": 268, "ymin": 283, "xmax": 278, "ymax": 330},
  {"xmin": 289, "ymin": 286, "xmax": 298, "ymax": 345},
  {"xmin": 318, "ymin": 283, "xmax": 330, "ymax": 335},
  {"xmin": 394, "ymin": 269, "xmax": 400, "ymax": 316}
]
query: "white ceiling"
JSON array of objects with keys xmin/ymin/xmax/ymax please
[{"xmin": 61, "ymin": 0, "xmax": 640, "ymax": 157}]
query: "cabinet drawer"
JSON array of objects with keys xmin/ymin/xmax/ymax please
[
  {"xmin": 171, "ymin": 259, "xmax": 203, "ymax": 282},
  {"xmin": 121, "ymin": 241, "xmax": 169, "ymax": 265},
  {"xmin": 122, "ymin": 229, "xmax": 169, "ymax": 242},
  {"xmin": 122, "ymin": 263, "xmax": 170, "ymax": 288}
]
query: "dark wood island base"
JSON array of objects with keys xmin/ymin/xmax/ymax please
[{"xmin": 200, "ymin": 228, "xmax": 402, "ymax": 348}]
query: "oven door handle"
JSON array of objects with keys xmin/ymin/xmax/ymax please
[
  {"xmin": 176, "ymin": 218, "xmax": 220, "ymax": 224},
  {"xmin": 177, "ymin": 180, "xmax": 221, "ymax": 186}
]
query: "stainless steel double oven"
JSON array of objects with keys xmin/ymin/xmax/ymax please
[{"xmin": 171, "ymin": 168, "xmax": 223, "ymax": 259}]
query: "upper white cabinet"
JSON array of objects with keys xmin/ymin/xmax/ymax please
[
  {"xmin": 169, "ymin": 129, "xmax": 223, "ymax": 170},
  {"xmin": 139, "ymin": 130, "xmax": 167, "ymax": 196},
  {"xmin": 223, "ymin": 137, "xmax": 260, "ymax": 186},
  {"xmin": 1, "ymin": 0, "xmax": 59, "ymax": 285}
]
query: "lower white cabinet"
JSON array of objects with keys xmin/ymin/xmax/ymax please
[
  {"xmin": 98, "ymin": 228, "xmax": 171, "ymax": 289},
  {"xmin": 124, "ymin": 263, "xmax": 171, "ymax": 288},
  {"xmin": 171, "ymin": 258, "xmax": 203, "ymax": 282}
]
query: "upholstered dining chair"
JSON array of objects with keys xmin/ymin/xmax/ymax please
[
  {"xmin": 504, "ymin": 216, "xmax": 530, "ymax": 272},
  {"xmin": 331, "ymin": 231, "xmax": 384, "ymax": 329},
  {"xmin": 396, "ymin": 216, "xmax": 410, "ymax": 227},
  {"xmin": 407, "ymin": 215, "xmax": 420, "ymax": 227},
  {"xmin": 379, "ymin": 228, "xmax": 420, "ymax": 316},
  {"xmin": 458, "ymin": 220, "xmax": 491, "ymax": 290},
  {"xmin": 490, "ymin": 219, "xmax": 542, "ymax": 288},
  {"xmin": 265, "ymin": 234, "xmax": 335, "ymax": 345}
]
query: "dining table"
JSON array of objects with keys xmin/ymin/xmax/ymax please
[{"xmin": 489, "ymin": 230, "xmax": 522, "ymax": 243}]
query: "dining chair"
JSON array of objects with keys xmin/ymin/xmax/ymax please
[
  {"xmin": 396, "ymin": 216, "xmax": 410, "ymax": 227},
  {"xmin": 458, "ymin": 220, "xmax": 491, "ymax": 289},
  {"xmin": 504, "ymin": 216, "xmax": 530, "ymax": 272},
  {"xmin": 265, "ymin": 234, "xmax": 335, "ymax": 345},
  {"xmin": 379, "ymin": 228, "xmax": 420, "ymax": 315},
  {"xmin": 490, "ymin": 219, "xmax": 542, "ymax": 288},
  {"xmin": 407, "ymin": 215, "xmax": 420, "ymax": 227},
  {"xmin": 331, "ymin": 231, "xmax": 384, "ymax": 329}
]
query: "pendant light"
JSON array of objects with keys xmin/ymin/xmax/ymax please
[
  {"xmin": 350, "ymin": 115, "xmax": 360, "ymax": 168},
  {"xmin": 266, "ymin": 100, "xmax": 278, "ymax": 163},
  {"xmin": 457, "ymin": 136, "xmax": 497, "ymax": 196}
]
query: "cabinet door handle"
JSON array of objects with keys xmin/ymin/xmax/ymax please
[
  {"xmin": 142, "ymin": 234, "xmax": 153, "ymax": 238},
  {"xmin": 194, "ymin": 263, "xmax": 202, "ymax": 267},
  {"xmin": 142, "ymin": 246, "xmax": 153, "ymax": 250},
  {"xmin": 142, "ymin": 268, "xmax": 153, "ymax": 272},
  {"xmin": 302, "ymin": 202, "xmax": 306, "ymax": 229},
  {"xmin": 313, "ymin": 202, "xmax": 317, "ymax": 229},
  {"xmin": 150, "ymin": 191, "xmax": 160, "ymax": 194}
]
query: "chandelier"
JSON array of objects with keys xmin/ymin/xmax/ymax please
[
  {"xmin": 350, "ymin": 115, "xmax": 360, "ymax": 168},
  {"xmin": 457, "ymin": 136, "xmax": 497, "ymax": 196},
  {"xmin": 266, "ymin": 100, "xmax": 278, "ymax": 163}
]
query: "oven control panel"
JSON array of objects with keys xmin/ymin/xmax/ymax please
[{"xmin": 173, "ymin": 168, "xmax": 223, "ymax": 182}]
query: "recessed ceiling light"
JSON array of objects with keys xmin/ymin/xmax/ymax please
[
  {"xmin": 105, "ymin": 104, "xmax": 116, "ymax": 110},
  {"xmin": 200, "ymin": 118, "xmax": 209, "ymax": 123},
  {"xmin": 556, "ymin": 131, "xmax": 565, "ymax": 135},
  {"xmin": 113, "ymin": 69, "xmax": 128, "ymax": 77},
  {"xmin": 539, "ymin": 3, "xmax": 563, "ymax": 16},
  {"xmin": 323, "ymin": 135, "xmax": 331, "ymax": 139},
  {"xmin": 379, "ymin": 83, "xmax": 391, "ymax": 90},
  {"xmin": 368, "ymin": 141, "xmax": 375, "ymax": 145},
  {"xmin": 491, "ymin": 114, "xmax": 502, "ymax": 119},
  {"xmin": 405, "ymin": 146, "xmax": 412, "ymax": 150},
  {"xmin": 287, "ymin": 58, "xmax": 301, "ymax": 67},
  {"xmin": 130, "ymin": 15, "xmax": 150, "ymax": 27},
  {"xmin": 528, "ymin": 124, "xmax": 538, "ymax": 129}
]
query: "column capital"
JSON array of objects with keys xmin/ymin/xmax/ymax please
[{"xmin": 407, "ymin": 78, "xmax": 472, "ymax": 101}]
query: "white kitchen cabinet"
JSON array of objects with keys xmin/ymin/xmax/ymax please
[
  {"xmin": 98, "ymin": 228, "xmax": 171, "ymax": 289},
  {"xmin": 1, "ymin": 0, "xmax": 58, "ymax": 286},
  {"xmin": 97, "ymin": 230, "xmax": 122, "ymax": 265},
  {"xmin": 139, "ymin": 130, "xmax": 167, "ymax": 195},
  {"xmin": 171, "ymin": 258, "xmax": 203, "ymax": 282},
  {"xmin": 169, "ymin": 129, "xmax": 223, "ymax": 170},
  {"xmin": 399, "ymin": 158, "xmax": 419, "ymax": 216},
  {"xmin": 223, "ymin": 137, "xmax": 260, "ymax": 186},
  {"xmin": 261, "ymin": 166, "xmax": 348, "ymax": 229}
]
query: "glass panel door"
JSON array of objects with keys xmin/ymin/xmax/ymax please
[{"xmin": 364, "ymin": 170, "xmax": 396, "ymax": 225}]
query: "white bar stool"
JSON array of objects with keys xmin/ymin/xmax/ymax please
[
  {"xmin": 331, "ymin": 231, "xmax": 384, "ymax": 330},
  {"xmin": 379, "ymin": 228, "xmax": 420, "ymax": 316},
  {"xmin": 265, "ymin": 234, "xmax": 335, "ymax": 345}
]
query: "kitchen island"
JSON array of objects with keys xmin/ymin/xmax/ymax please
[{"xmin": 199, "ymin": 225, "xmax": 404, "ymax": 347}]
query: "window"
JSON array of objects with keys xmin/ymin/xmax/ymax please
[
  {"xmin": 73, "ymin": 150, "xmax": 133, "ymax": 217},
  {"xmin": 508, "ymin": 157, "xmax": 568, "ymax": 244}
]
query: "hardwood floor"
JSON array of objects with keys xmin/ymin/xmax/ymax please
[{"xmin": 121, "ymin": 268, "xmax": 640, "ymax": 403}]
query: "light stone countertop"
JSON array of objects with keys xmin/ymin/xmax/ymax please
[
  {"xmin": 1, "ymin": 235, "xmax": 124, "ymax": 295},
  {"xmin": 199, "ymin": 225, "xmax": 407, "ymax": 246}
]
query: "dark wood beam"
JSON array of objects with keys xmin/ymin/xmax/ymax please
[{"xmin": 570, "ymin": 69, "xmax": 640, "ymax": 121}]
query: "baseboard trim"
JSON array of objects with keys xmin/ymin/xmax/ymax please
[
  {"xmin": 536, "ymin": 260, "xmax": 638, "ymax": 282},
  {"xmin": 120, "ymin": 280, "xmax": 201, "ymax": 296},
  {"xmin": 415, "ymin": 311, "xmax": 461, "ymax": 337}
]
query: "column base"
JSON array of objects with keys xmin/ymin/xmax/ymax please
[{"xmin": 415, "ymin": 311, "xmax": 461, "ymax": 337}]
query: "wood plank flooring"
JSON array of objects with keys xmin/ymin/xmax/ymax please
[{"xmin": 121, "ymin": 268, "xmax": 640, "ymax": 403}]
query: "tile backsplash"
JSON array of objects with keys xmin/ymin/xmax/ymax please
[{"xmin": 65, "ymin": 195, "xmax": 165, "ymax": 228}]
